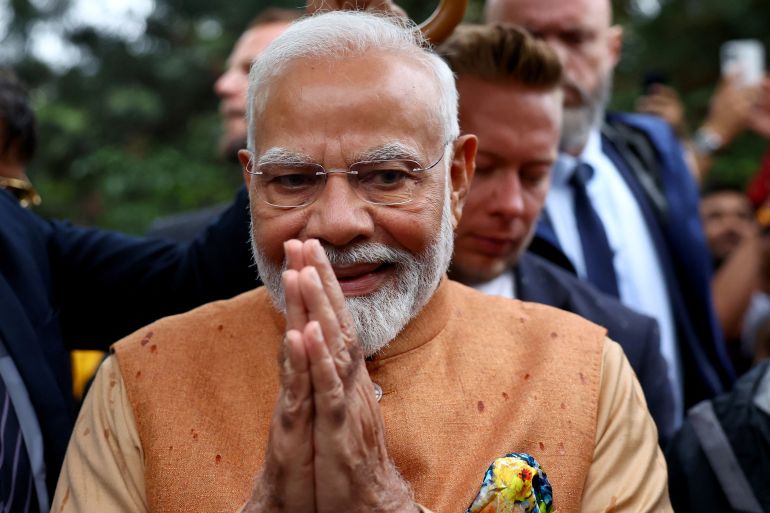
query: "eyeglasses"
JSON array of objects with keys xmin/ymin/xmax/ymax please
[{"xmin": 248, "ymin": 145, "xmax": 448, "ymax": 209}]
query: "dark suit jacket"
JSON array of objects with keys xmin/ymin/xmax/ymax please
[
  {"xmin": 515, "ymin": 251, "xmax": 676, "ymax": 444},
  {"xmin": 0, "ymin": 188, "xmax": 259, "ymax": 495},
  {"xmin": 532, "ymin": 112, "xmax": 735, "ymax": 409}
]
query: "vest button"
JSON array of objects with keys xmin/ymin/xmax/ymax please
[{"xmin": 373, "ymin": 383, "xmax": 383, "ymax": 402}]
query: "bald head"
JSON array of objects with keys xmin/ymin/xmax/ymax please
[
  {"xmin": 484, "ymin": 0, "xmax": 622, "ymax": 154},
  {"xmin": 485, "ymin": 0, "xmax": 613, "ymax": 29}
]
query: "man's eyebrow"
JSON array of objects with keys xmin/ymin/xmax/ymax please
[
  {"xmin": 353, "ymin": 142, "xmax": 422, "ymax": 163},
  {"xmin": 257, "ymin": 148, "xmax": 314, "ymax": 167}
]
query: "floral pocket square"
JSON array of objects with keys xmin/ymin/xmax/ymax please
[{"xmin": 466, "ymin": 453, "xmax": 553, "ymax": 513}]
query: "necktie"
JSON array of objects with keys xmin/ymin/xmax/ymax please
[
  {"xmin": 0, "ymin": 379, "xmax": 38, "ymax": 513},
  {"xmin": 569, "ymin": 162, "xmax": 620, "ymax": 297}
]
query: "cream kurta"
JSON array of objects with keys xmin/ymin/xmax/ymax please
[{"xmin": 52, "ymin": 281, "xmax": 672, "ymax": 513}]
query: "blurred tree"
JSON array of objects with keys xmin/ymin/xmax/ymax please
[{"xmin": 1, "ymin": 0, "xmax": 766, "ymax": 234}]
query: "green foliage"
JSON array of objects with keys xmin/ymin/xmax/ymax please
[
  {"xmin": 2, "ymin": 0, "xmax": 768, "ymax": 234},
  {"xmin": 612, "ymin": 0, "xmax": 770, "ymax": 186}
]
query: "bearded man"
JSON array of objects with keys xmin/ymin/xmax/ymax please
[
  {"xmin": 52, "ymin": 12, "xmax": 671, "ymax": 513},
  {"xmin": 485, "ymin": 0, "xmax": 734, "ymax": 424}
]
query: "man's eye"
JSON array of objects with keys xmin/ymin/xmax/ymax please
[
  {"xmin": 268, "ymin": 172, "xmax": 317, "ymax": 189},
  {"xmin": 364, "ymin": 169, "xmax": 410, "ymax": 187},
  {"xmin": 561, "ymin": 30, "xmax": 589, "ymax": 46}
]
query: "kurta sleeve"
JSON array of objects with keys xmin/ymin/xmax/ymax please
[
  {"xmin": 52, "ymin": 355, "xmax": 149, "ymax": 513},
  {"xmin": 581, "ymin": 339, "xmax": 673, "ymax": 512}
]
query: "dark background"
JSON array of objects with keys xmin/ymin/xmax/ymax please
[{"xmin": 1, "ymin": 0, "xmax": 768, "ymax": 233}]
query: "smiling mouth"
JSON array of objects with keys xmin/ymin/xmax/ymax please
[{"xmin": 334, "ymin": 262, "xmax": 395, "ymax": 296}]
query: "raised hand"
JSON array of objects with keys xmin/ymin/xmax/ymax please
[{"xmin": 748, "ymin": 75, "xmax": 770, "ymax": 140}]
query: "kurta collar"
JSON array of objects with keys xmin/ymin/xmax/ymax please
[{"xmin": 370, "ymin": 276, "xmax": 451, "ymax": 362}]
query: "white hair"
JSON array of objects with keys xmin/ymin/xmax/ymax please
[{"xmin": 245, "ymin": 10, "xmax": 459, "ymax": 152}]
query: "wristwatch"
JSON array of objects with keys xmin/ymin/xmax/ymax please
[{"xmin": 692, "ymin": 127, "xmax": 724, "ymax": 156}]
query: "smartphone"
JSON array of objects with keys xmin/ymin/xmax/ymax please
[{"xmin": 720, "ymin": 39, "xmax": 765, "ymax": 87}]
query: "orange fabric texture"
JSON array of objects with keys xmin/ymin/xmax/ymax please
[{"xmin": 113, "ymin": 280, "xmax": 606, "ymax": 513}]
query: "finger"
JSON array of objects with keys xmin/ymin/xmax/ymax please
[
  {"xmin": 298, "ymin": 266, "xmax": 355, "ymax": 375},
  {"xmin": 283, "ymin": 270, "xmax": 309, "ymax": 332},
  {"xmin": 255, "ymin": 330, "xmax": 315, "ymax": 511},
  {"xmin": 303, "ymin": 239, "xmax": 350, "ymax": 326},
  {"xmin": 284, "ymin": 239, "xmax": 305, "ymax": 272},
  {"xmin": 305, "ymin": 321, "xmax": 348, "ymax": 429}
]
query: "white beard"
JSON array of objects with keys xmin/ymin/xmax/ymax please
[
  {"xmin": 251, "ymin": 183, "xmax": 455, "ymax": 357},
  {"xmin": 560, "ymin": 72, "xmax": 613, "ymax": 154}
]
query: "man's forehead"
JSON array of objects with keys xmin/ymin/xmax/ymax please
[
  {"xmin": 254, "ymin": 53, "xmax": 444, "ymax": 152},
  {"xmin": 487, "ymin": 0, "xmax": 612, "ymax": 30}
]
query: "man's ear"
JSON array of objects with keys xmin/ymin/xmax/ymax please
[
  {"xmin": 449, "ymin": 134, "xmax": 477, "ymax": 229},
  {"xmin": 607, "ymin": 25, "xmax": 623, "ymax": 69},
  {"xmin": 239, "ymin": 149, "xmax": 254, "ymax": 188}
]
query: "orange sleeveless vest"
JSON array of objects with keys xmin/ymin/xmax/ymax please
[{"xmin": 114, "ymin": 280, "xmax": 606, "ymax": 513}]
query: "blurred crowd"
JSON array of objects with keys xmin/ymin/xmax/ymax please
[{"xmin": 1, "ymin": 0, "xmax": 770, "ymax": 512}]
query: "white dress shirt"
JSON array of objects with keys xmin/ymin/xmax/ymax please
[
  {"xmin": 473, "ymin": 269, "xmax": 516, "ymax": 299},
  {"xmin": 544, "ymin": 128, "xmax": 682, "ymax": 425}
]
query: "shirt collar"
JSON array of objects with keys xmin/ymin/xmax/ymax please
[{"xmin": 551, "ymin": 128, "xmax": 602, "ymax": 188}]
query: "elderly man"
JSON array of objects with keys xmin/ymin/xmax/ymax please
[
  {"xmin": 485, "ymin": 0, "xmax": 734, "ymax": 422},
  {"xmin": 439, "ymin": 24, "xmax": 675, "ymax": 444},
  {"xmin": 53, "ymin": 12, "xmax": 670, "ymax": 513}
]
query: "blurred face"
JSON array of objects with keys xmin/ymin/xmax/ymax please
[
  {"xmin": 214, "ymin": 22, "xmax": 289, "ymax": 161},
  {"xmin": 239, "ymin": 53, "xmax": 475, "ymax": 354},
  {"xmin": 451, "ymin": 77, "xmax": 561, "ymax": 285},
  {"xmin": 485, "ymin": 0, "xmax": 622, "ymax": 153},
  {"xmin": 701, "ymin": 191, "xmax": 756, "ymax": 262}
]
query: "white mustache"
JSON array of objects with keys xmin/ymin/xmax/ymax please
[{"xmin": 319, "ymin": 242, "xmax": 410, "ymax": 267}]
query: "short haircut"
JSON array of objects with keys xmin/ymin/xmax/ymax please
[
  {"xmin": 701, "ymin": 179, "xmax": 749, "ymax": 200},
  {"xmin": 248, "ymin": 7, "xmax": 302, "ymax": 29},
  {"xmin": 0, "ymin": 68, "xmax": 36, "ymax": 163},
  {"xmin": 437, "ymin": 23, "xmax": 562, "ymax": 90},
  {"xmin": 246, "ymin": 11, "xmax": 459, "ymax": 152}
]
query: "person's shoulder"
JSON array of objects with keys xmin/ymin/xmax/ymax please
[
  {"xmin": 112, "ymin": 287, "xmax": 273, "ymax": 356},
  {"xmin": 518, "ymin": 253, "xmax": 656, "ymax": 330},
  {"xmin": 447, "ymin": 277, "xmax": 607, "ymax": 334},
  {"xmin": 606, "ymin": 111, "xmax": 673, "ymax": 135},
  {"xmin": 605, "ymin": 111, "xmax": 681, "ymax": 154}
]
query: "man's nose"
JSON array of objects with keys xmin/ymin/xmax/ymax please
[
  {"xmin": 304, "ymin": 175, "xmax": 376, "ymax": 247},
  {"xmin": 214, "ymin": 69, "xmax": 237, "ymax": 98},
  {"xmin": 489, "ymin": 172, "xmax": 525, "ymax": 219}
]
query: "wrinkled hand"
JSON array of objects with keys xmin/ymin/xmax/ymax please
[
  {"xmin": 636, "ymin": 84, "xmax": 687, "ymax": 135},
  {"xmin": 305, "ymin": 0, "xmax": 407, "ymax": 17},
  {"xmin": 246, "ymin": 239, "xmax": 414, "ymax": 513}
]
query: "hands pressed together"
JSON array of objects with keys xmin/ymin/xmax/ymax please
[{"xmin": 244, "ymin": 239, "xmax": 416, "ymax": 513}]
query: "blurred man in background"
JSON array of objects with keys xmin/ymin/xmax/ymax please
[
  {"xmin": 440, "ymin": 23, "xmax": 675, "ymax": 443},
  {"xmin": 147, "ymin": 9, "xmax": 298, "ymax": 240},
  {"xmin": 0, "ymin": 69, "xmax": 41, "ymax": 208},
  {"xmin": 485, "ymin": 0, "xmax": 734, "ymax": 423}
]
